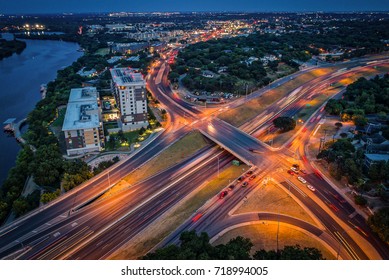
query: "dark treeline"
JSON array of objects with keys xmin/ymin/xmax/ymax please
[
  {"xmin": 143, "ymin": 231, "xmax": 324, "ymax": 260},
  {"xmin": 0, "ymin": 37, "xmax": 26, "ymax": 60}
]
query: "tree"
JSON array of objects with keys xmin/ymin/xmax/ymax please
[
  {"xmin": 335, "ymin": 122, "xmax": 343, "ymax": 130},
  {"xmin": 353, "ymin": 115, "xmax": 368, "ymax": 126},
  {"xmin": 143, "ymin": 231, "xmax": 323, "ymax": 260},
  {"xmin": 354, "ymin": 195, "xmax": 367, "ymax": 206},
  {"xmin": 30, "ymin": 144, "xmax": 64, "ymax": 187},
  {"xmin": 139, "ymin": 127, "xmax": 146, "ymax": 135},
  {"xmin": 368, "ymin": 207, "xmax": 389, "ymax": 243},
  {"xmin": 273, "ymin": 117, "xmax": 296, "ymax": 132},
  {"xmin": 40, "ymin": 189, "xmax": 61, "ymax": 204},
  {"xmin": 253, "ymin": 245, "xmax": 324, "ymax": 260}
]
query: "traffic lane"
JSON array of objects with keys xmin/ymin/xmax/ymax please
[
  {"xmin": 66, "ymin": 153, "xmax": 236, "ymax": 259},
  {"xmin": 29, "ymin": 150, "xmax": 233, "ymax": 259},
  {"xmin": 275, "ymin": 177, "xmax": 367, "ymax": 260},
  {"xmin": 6, "ymin": 144, "xmax": 216, "ymax": 259},
  {"xmin": 302, "ymin": 173, "xmax": 389, "ymax": 259},
  {"xmin": 163, "ymin": 166, "xmax": 275, "ymax": 246},
  {"xmin": 208, "ymin": 212, "xmax": 324, "ymax": 241},
  {"xmin": 303, "ymin": 173, "xmax": 355, "ymax": 215},
  {"xmin": 0, "ymin": 126, "xmax": 185, "ymax": 250}
]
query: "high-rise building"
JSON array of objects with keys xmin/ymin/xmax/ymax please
[
  {"xmin": 62, "ymin": 87, "xmax": 104, "ymax": 156},
  {"xmin": 110, "ymin": 68, "xmax": 148, "ymax": 131}
]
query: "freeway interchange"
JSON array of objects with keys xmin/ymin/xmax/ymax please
[{"xmin": 1, "ymin": 54, "xmax": 389, "ymax": 260}]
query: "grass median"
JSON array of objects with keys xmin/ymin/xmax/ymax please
[
  {"xmin": 235, "ymin": 181, "xmax": 316, "ymax": 225},
  {"xmin": 219, "ymin": 67, "xmax": 340, "ymax": 127},
  {"xmin": 99, "ymin": 131, "xmax": 209, "ymax": 200},
  {"xmin": 124, "ymin": 131, "xmax": 209, "ymax": 185},
  {"xmin": 212, "ymin": 223, "xmax": 335, "ymax": 260},
  {"xmin": 109, "ymin": 162, "xmax": 247, "ymax": 260}
]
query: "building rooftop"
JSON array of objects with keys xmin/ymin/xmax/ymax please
[
  {"xmin": 62, "ymin": 87, "xmax": 100, "ymax": 131},
  {"xmin": 365, "ymin": 154, "xmax": 389, "ymax": 162},
  {"xmin": 69, "ymin": 87, "xmax": 98, "ymax": 103},
  {"xmin": 110, "ymin": 68, "xmax": 145, "ymax": 86}
]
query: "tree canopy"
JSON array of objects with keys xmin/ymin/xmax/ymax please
[
  {"xmin": 273, "ymin": 116, "xmax": 296, "ymax": 132},
  {"xmin": 142, "ymin": 231, "xmax": 324, "ymax": 260}
]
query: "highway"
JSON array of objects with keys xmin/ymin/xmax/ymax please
[
  {"xmin": 154, "ymin": 56, "xmax": 389, "ymax": 260},
  {"xmin": 1, "ymin": 52, "xmax": 389, "ymax": 259}
]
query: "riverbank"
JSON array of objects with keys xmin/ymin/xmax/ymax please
[{"xmin": 0, "ymin": 38, "xmax": 83, "ymax": 224}]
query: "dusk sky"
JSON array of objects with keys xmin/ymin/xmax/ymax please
[{"xmin": 1, "ymin": 0, "xmax": 388, "ymax": 14}]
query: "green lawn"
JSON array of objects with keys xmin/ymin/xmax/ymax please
[
  {"xmin": 51, "ymin": 108, "xmax": 66, "ymax": 128},
  {"xmin": 219, "ymin": 67, "xmax": 340, "ymax": 127}
]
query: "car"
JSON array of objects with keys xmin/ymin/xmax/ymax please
[
  {"xmin": 237, "ymin": 176, "xmax": 244, "ymax": 183},
  {"xmin": 291, "ymin": 167, "xmax": 299, "ymax": 174},
  {"xmin": 227, "ymin": 185, "xmax": 235, "ymax": 191},
  {"xmin": 246, "ymin": 170, "xmax": 253, "ymax": 176},
  {"xmin": 297, "ymin": 176, "xmax": 307, "ymax": 184},
  {"xmin": 300, "ymin": 169, "xmax": 307, "ymax": 174},
  {"xmin": 219, "ymin": 191, "xmax": 228, "ymax": 199},
  {"xmin": 249, "ymin": 174, "xmax": 256, "ymax": 180},
  {"xmin": 307, "ymin": 185, "xmax": 315, "ymax": 192},
  {"xmin": 287, "ymin": 170, "xmax": 295, "ymax": 175},
  {"xmin": 242, "ymin": 182, "xmax": 248, "ymax": 187},
  {"xmin": 292, "ymin": 164, "xmax": 300, "ymax": 170}
]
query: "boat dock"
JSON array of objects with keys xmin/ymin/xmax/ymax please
[{"xmin": 3, "ymin": 118, "xmax": 27, "ymax": 144}]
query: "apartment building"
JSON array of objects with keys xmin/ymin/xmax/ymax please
[
  {"xmin": 110, "ymin": 68, "xmax": 148, "ymax": 131},
  {"xmin": 62, "ymin": 87, "xmax": 104, "ymax": 156}
]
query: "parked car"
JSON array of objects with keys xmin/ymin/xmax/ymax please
[
  {"xmin": 249, "ymin": 174, "xmax": 256, "ymax": 180},
  {"xmin": 227, "ymin": 185, "xmax": 235, "ymax": 191},
  {"xmin": 287, "ymin": 170, "xmax": 295, "ymax": 175},
  {"xmin": 242, "ymin": 182, "xmax": 248, "ymax": 187},
  {"xmin": 246, "ymin": 170, "xmax": 253, "ymax": 176},
  {"xmin": 237, "ymin": 176, "xmax": 244, "ymax": 182},
  {"xmin": 300, "ymin": 169, "xmax": 307, "ymax": 174}
]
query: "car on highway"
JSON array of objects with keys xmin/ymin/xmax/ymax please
[
  {"xmin": 287, "ymin": 170, "xmax": 295, "ymax": 175},
  {"xmin": 227, "ymin": 185, "xmax": 235, "ymax": 191},
  {"xmin": 219, "ymin": 190, "xmax": 228, "ymax": 199},
  {"xmin": 306, "ymin": 185, "xmax": 315, "ymax": 192},
  {"xmin": 291, "ymin": 167, "xmax": 299, "ymax": 174},
  {"xmin": 249, "ymin": 174, "xmax": 256, "ymax": 180},
  {"xmin": 297, "ymin": 176, "xmax": 307, "ymax": 184},
  {"xmin": 237, "ymin": 176, "xmax": 244, "ymax": 182},
  {"xmin": 242, "ymin": 182, "xmax": 248, "ymax": 187}
]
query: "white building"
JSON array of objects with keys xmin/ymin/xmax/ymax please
[
  {"xmin": 62, "ymin": 87, "xmax": 104, "ymax": 156},
  {"xmin": 110, "ymin": 68, "xmax": 148, "ymax": 131}
]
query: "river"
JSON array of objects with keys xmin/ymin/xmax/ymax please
[{"xmin": 0, "ymin": 34, "xmax": 83, "ymax": 185}]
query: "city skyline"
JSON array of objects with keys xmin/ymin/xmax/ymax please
[{"xmin": 1, "ymin": 0, "xmax": 389, "ymax": 14}]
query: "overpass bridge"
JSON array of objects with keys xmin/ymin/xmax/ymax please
[{"xmin": 198, "ymin": 118, "xmax": 269, "ymax": 168}]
